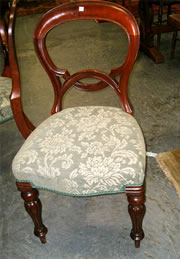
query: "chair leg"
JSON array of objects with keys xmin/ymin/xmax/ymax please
[
  {"xmin": 157, "ymin": 33, "xmax": 161, "ymax": 50},
  {"xmin": 16, "ymin": 182, "xmax": 48, "ymax": 243},
  {"xmin": 170, "ymin": 31, "xmax": 177, "ymax": 58},
  {"xmin": 126, "ymin": 185, "xmax": 145, "ymax": 248}
]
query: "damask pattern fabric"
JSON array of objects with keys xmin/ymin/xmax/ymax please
[
  {"xmin": 0, "ymin": 76, "xmax": 13, "ymax": 123},
  {"xmin": 12, "ymin": 106, "xmax": 146, "ymax": 196}
]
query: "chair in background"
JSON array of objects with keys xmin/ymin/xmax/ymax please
[
  {"xmin": 139, "ymin": 0, "xmax": 180, "ymax": 63},
  {"xmin": 0, "ymin": 0, "xmax": 14, "ymax": 123},
  {"xmin": 12, "ymin": 1, "xmax": 146, "ymax": 248},
  {"xmin": 0, "ymin": 0, "xmax": 35, "ymax": 136},
  {"xmin": 152, "ymin": 0, "xmax": 180, "ymax": 50},
  {"xmin": 168, "ymin": 14, "xmax": 180, "ymax": 57}
]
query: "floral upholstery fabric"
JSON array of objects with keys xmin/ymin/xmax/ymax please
[
  {"xmin": 12, "ymin": 106, "xmax": 146, "ymax": 196},
  {"xmin": 0, "ymin": 76, "xmax": 13, "ymax": 123}
]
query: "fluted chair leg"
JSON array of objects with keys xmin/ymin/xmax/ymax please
[
  {"xmin": 126, "ymin": 185, "xmax": 145, "ymax": 248},
  {"xmin": 16, "ymin": 182, "xmax": 48, "ymax": 243}
]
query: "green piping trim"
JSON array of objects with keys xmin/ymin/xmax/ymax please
[
  {"xmin": 0, "ymin": 115, "xmax": 13, "ymax": 124},
  {"xmin": 15, "ymin": 179, "xmax": 144, "ymax": 197}
]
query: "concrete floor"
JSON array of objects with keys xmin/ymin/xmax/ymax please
[{"xmin": 0, "ymin": 13, "xmax": 180, "ymax": 259}]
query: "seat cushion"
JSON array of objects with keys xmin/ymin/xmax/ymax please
[
  {"xmin": 12, "ymin": 106, "xmax": 146, "ymax": 196},
  {"xmin": 0, "ymin": 76, "xmax": 13, "ymax": 123}
]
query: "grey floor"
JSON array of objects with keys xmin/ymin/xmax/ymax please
[{"xmin": 0, "ymin": 13, "xmax": 180, "ymax": 259}]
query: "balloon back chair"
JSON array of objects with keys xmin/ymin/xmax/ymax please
[
  {"xmin": 12, "ymin": 0, "xmax": 146, "ymax": 248},
  {"xmin": 0, "ymin": 0, "xmax": 35, "ymax": 136}
]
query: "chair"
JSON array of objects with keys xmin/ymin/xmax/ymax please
[
  {"xmin": 153, "ymin": 0, "xmax": 180, "ymax": 49},
  {"xmin": 12, "ymin": 0, "xmax": 146, "ymax": 248},
  {"xmin": 0, "ymin": 0, "xmax": 14, "ymax": 123},
  {"xmin": 168, "ymin": 14, "xmax": 180, "ymax": 57},
  {"xmin": 0, "ymin": 0, "xmax": 34, "ymax": 137}
]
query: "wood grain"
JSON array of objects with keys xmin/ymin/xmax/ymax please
[{"xmin": 157, "ymin": 149, "xmax": 180, "ymax": 197}]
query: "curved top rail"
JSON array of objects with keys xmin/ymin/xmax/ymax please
[
  {"xmin": 34, "ymin": 0, "xmax": 139, "ymax": 41},
  {"xmin": 33, "ymin": 0, "xmax": 140, "ymax": 114}
]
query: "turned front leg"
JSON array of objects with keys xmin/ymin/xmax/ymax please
[
  {"xmin": 16, "ymin": 182, "xmax": 48, "ymax": 243},
  {"xmin": 126, "ymin": 186, "xmax": 145, "ymax": 248}
]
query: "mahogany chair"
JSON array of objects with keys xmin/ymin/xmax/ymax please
[
  {"xmin": 0, "ymin": 0, "xmax": 34, "ymax": 136},
  {"xmin": 0, "ymin": 0, "xmax": 14, "ymax": 123},
  {"xmin": 12, "ymin": 0, "xmax": 146, "ymax": 248}
]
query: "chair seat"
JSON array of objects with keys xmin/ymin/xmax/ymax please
[
  {"xmin": 0, "ymin": 76, "xmax": 13, "ymax": 123},
  {"xmin": 12, "ymin": 106, "xmax": 146, "ymax": 196}
]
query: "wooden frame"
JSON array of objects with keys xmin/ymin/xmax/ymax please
[
  {"xmin": 16, "ymin": 182, "xmax": 145, "ymax": 247},
  {"xmin": 14, "ymin": 0, "xmax": 145, "ymax": 247},
  {"xmin": 0, "ymin": 0, "xmax": 35, "ymax": 138},
  {"xmin": 33, "ymin": 0, "xmax": 140, "ymax": 115}
]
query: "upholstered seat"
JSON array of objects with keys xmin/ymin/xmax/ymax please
[
  {"xmin": 0, "ymin": 76, "xmax": 13, "ymax": 123},
  {"xmin": 12, "ymin": 106, "xmax": 145, "ymax": 196}
]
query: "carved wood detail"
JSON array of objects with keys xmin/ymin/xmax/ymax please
[
  {"xmin": 0, "ymin": 0, "xmax": 34, "ymax": 138},
  {"xmin": 16, "ymin": 182, "xmax": 48, "ymax": 243},
  {"xmin": 126, "ymin": 185, "xmax": 145, "ymax": 248},
  {"xmin": 33, "ymin": 0, "xmax": 140, "ymax": 115}
]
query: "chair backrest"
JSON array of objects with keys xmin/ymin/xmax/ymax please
[
  {"xmin": 6, "ymin": 0, "xmax": 35, "ymax": 138},
  {"xmin": 33, "ymin": 0, "xmax": 140, "ymax": 115}
]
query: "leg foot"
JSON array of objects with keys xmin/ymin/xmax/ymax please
[
  {"xmin": 126, "ymin": 185, "xmax": 145, "ymax": 248},
  {"xmin": 135, "ymin": 240, "xmax": 140, "ymax": 248},
  {"xmin": 16, "ymin": 182, "xmax": 48, "ymax": 243}
]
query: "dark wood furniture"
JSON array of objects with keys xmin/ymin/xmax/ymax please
[
  {"xmin": 16, "ymin": 0, "xmax": 126, "ymax": 16},
  {"xmin": 0, "ymin": 0, "xmax": 35, "ymax": 137},
  {"xmin": 13, "ymin": 0, "xmax": 146, "ymax": 248},
  {"xmin": 168, "ymin": 14, "xmax": 180, "ymax": 57},
  {"xmin": 0, "ymin": 0, "xmax": 11, "ymax": 77},
  {"xmin": 16, "ymin": 0, "xmax": 57, "ymax": 16},
  {"xmin": 139, "ymin": 0, "xmax": 180, "ymax": 63}
]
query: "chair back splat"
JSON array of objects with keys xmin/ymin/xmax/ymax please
[{"xmin": 33, "ymin": 0, "xmax": 140, "ymax": 114}]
